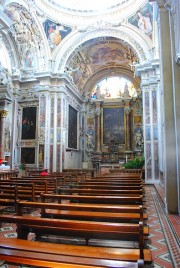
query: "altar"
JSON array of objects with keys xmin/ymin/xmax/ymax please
[{"xmin": 99, "ymin": 163, "xmax": 123, "ymax": 174}]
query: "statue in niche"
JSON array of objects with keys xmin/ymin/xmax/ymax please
[
  {"xmin": 24, "ymin": 48, "xmax": 35, "ymax": 69},
  {"xmin": 86, "ymin": 128, "xmax": 94, "ymax": 149},
  {"xmin": 0, "ymin": 62, "xmax": 8, "ymax": 85},
  {"xmin": 134, "ymin": 127, "xmax": 143, "ymax": 150}
]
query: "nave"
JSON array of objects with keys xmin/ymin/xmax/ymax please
[{"xmin": 0, "ymin": 170, "xmax": 179, "ymax": 268}]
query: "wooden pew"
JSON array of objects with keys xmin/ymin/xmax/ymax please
[
  {"xmin": 0, "ymin": 214, "xmax": 146, "ymax": 247},
  {"xmin": 63, "ymin": 168, "xmax": 95, "ymax": 178},
  {"xmin": 0, "ymin": 184, "xmax": 36, "ymax": 208},
  {"xmin": 41, "ymin": 193, "xmax": 145, "ymax": 205},
  {"xmin": 0, "ymin": 180, "xmax": 57, "ymax": 210},
  {"xmin": 17, "ymin": 200, "xmax": 146, "ymax": 214},
  {"xmin": 0, "ymin": 185, "xmax": 18, "ymax": 207},
  {"xmin": 61, "ymin": 188, "xmax": 143, "ymax": 196},
  {"xmin": 26, "ymin": 168, "xmax": 48, "ymax": 176},
  {"xmin": 76, "ymin": 184, "xmax": 143, "ymax": 190},
  {"xmin": 21, "ymin": 175, "xmax": 77, "ymax": 188},
  {"xmin": 0, "ymin": 238, "xmax": 147, "ymax": 267},
  {"xmin": 8, "ymin": 178, "xmax": 58, "ymax": 193},
  {"xmin": 17, "ymin": 201, "xmax": 147, "ymax": 223},
  {"xmin": 109, "ymin": 168, "xmax": 142, "ymax": 174},
  {"xmin": 97, "ymin": 173, "xmax": 142, "ymax": 178},
  {"xmin": 0, "ymin": 170, "xmax": 19, "ymax": 179},
  {"xmin": 0, "ymin": 180, "xmax": 57, "ymax": 195},
  {"xmin": 86, "ymin": 177, "xmax": 143, "ymax": 183}
]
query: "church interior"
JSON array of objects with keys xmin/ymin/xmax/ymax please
[{"xmin": 0, "ymin": 0, "xmax": 179, "ymax": 267}]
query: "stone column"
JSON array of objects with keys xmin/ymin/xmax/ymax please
[
  {"xmin": 0, "ymin": 110, "xmax": 8, "ymax": 160},
  {"xmin": 95, "ymin": 101, "xmax": 102, "ymax": 153},
  {"xmin": 124, "ymin": 106, "xmax": 131, "ymax": 150}
]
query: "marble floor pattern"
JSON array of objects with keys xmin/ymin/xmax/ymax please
[{"xmin": 0, "ymin": 185, "xmax": 179, "ymax": 268}]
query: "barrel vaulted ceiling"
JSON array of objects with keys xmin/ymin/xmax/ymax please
[
  {"xmin": 65, "ymin": 37, "xmax": 139, "ymax": 95},
  {"xmin": 1, "ymin": 0, "xmax": 153, "ymax": 95}
]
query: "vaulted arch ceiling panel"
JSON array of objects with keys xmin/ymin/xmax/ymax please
[{"xmin": 65, "ymin": 36, "xmax": 139, "ymax": 93}]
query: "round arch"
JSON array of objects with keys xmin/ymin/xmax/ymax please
[
  {"xmin": 83, "ymin": 66, "xmax": 140, "ymax": 95},
  {"xmin": 3, "ymin": 1, "xmax": 51, "ymax": 72},
  {"xmin": 53, "ymin": 25, "xmax": 153, "ymax": 72}
]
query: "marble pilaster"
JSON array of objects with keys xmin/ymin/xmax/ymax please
[
  {"xmin": 0, "ymin": 110, "xmax": 8, "ymax": 160},
  {"xmin": 124, "ymin": 106, "xmax": 131, "ymax": 150},
  {"xmin": 95, "ymin": 101, "xmax": 102, "ymax": 153},
  {"xmin": 157, "ymin": 0, "xmax": 179, "ymax": 213}
]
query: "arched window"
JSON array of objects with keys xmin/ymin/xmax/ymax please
[
  {"xmin": 0, "ymin": 44, "xmax": 11, "ymax": 70},
  {"xmin": 91, "ymin": 77, "xmax": 137, "ymax": 99}
]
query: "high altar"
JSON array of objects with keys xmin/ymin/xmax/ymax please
[{"xmin": 84, "ymin": 94, "xmax": 143, "ymax": 169}]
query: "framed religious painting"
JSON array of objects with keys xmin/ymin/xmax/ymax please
[
  {"xmin": 68, "ymin": 105, "xmax": 77, "ymax": 149},
  {"xmin": 21, "ymin": 107, "xmax": 37, "ymax": 140},
  {"xmin": 102, "ymin": 106, "xmax": 125, "ymax": 145},
  {"xmin": 21, "ymin": 147, "xmax": 35, "ymax": 164}
]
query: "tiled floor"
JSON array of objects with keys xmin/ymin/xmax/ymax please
[{"xmin": 0, "ymin": 185, "xmax": 179, "ymax": 268}]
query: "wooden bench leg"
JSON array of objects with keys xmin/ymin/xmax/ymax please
[
  {"xmin": 85, "ymin": 238, "xmax": 89, "ymax": 245},
  {"xmin": 16, "ymin": 225, "xmax": 29, "ymax": 240}
]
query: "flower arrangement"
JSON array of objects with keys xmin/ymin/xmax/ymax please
[{"xmin": 123, "ymin": 156, "xmax": 145, "ymax": 169}]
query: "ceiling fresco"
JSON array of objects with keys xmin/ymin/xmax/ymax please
[
  {"xmin": 0, "ymin": 0, "xmax": 150, "ymax": 99},
  {"xmin": 43, "ymin": 20, "xmax": 72, "ymax": 50},
  {"xmin": 66, "ymin": 37, "xmax": 139, "ymax": 95}
]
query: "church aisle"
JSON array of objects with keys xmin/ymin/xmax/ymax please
[{"xmin": 147, "ymin": 186, "xmax": 180, "ymax": 268}]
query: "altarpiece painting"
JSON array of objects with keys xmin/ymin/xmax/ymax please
[
  {"xmin": 68, "ymin": 105, "xmax": 77, "ymax": 149},
  {"xmin": 103, "ymin": 107, "xmax": 125, "ymax": 144},
  {"xmin": 21, "ymin": 147, "xmax": 35, "ymax": 164},
  {"xmin": 21, "ymin": 107, "xmax": 36, "ymax": 140}
]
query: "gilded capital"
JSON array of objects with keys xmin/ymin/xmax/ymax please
[{"xmin": 124, "ymin": 106, "xmax": 131, "ymax": 114}]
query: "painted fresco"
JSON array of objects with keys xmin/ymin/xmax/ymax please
[
  {"xmin": 128, "ymin": 3, "xmax": 153, "ymax": 36},
  {"xmin": 146, "ymin": 126, "xmax": 151, "ymax": 141},
  {"xmin": 154, "ymin": 142, "xmax": 159, "ymax": 179},
  {"xmin": 51, "ymin": 97, "xmax": 54, "ymax": 128},
  {"xmin": 152, "ymin": 90, "xmax": 157, "ymax": 123},
  {"xmin": 146, "ymin": 143, "xmax": 152, "ymax": 180},
  {"xmin": 68, "ymin": 105, "xmax": 77, "ymax": 149},
  {"xmin": 153, "ymin": 125, "xmax": 158, "ymax": 140},
  {"xmin": 5, "ymin": 105, "xmax": 12, "ymax": 155},
  {"xmin": 43, "ymin": 19, "xmax": 72, "ymax": 49},
  {"xmin": 63, "ymin": 99, "xmax": 66, "ymax": 128},
  {"xmin": 68, "ymin": 38, "xmax": 135, "ymax": 92},
  {"xmin": 21, "ymin": 147, "xmax": 35, "ymax": 164},
  {"xmin": 50, "ymin": 145, "xmax": 53, "ymax": 173},
  {"xmin": 57, "ymin": 98, "xmax": 61, "ymax": 127},
  {"xmin": 145, "ymin": 92, "xmax": 150, "ymax": 124},
  {"xmin": 50, "ymin": 129, "xmax": 54, "ymax": 144},
  {"xmin": 39, "ymin": 145, "xmax": 44, "ymax": 165},
  {"xmin": 134, "ymin": 115, "xmax": 142, "ymax": 125},
  {"xmin": 103, "ymin": 107, "xmax": 125, "ymax": 144},
  {"xmin": 40, "ymin": 96, "xmax": 46, "ymax": 127},
  {"xmin": 21, "ymin": 107, "xmax": 36, "ymax": 140},
  {"xmin": 57, "ymin": 129, "xmax": 61, "ymax": 143},
  {"xmin": 56, "ymin": 144, "xmax": 60, "ymax": 171}
]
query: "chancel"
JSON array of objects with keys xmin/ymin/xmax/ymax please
[{"xmin": 0, "ymin": 0, "xmax": 179, "ymax": 267}]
